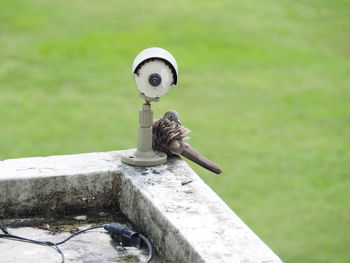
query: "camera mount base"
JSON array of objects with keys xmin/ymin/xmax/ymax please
[
  {"xmin": 121, "ymin": 148, "xmax": 167, "ymax": 166},
  {"xmin": 121, "ymin": 101, "xmax": 167, "ymax": 167}
]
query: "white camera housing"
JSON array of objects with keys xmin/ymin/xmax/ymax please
[{"xmin": 132, "ymin": 47, "xmax": 178, "ymax": 99}]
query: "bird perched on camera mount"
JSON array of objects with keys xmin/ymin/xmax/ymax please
[{"xmin": 152, "ymin": 110, "xmax": 222, "ymax": 174}]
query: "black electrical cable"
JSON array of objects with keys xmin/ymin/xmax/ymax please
[
  {"xmin": 0, "ymin": 224, "xmax": 8, "ymax": 234},
  {"xmin": 0, "ymin": 223, "xmax": 153, "ymax": 263},
  {"xmin": 0, "ymin": 231, "xmax": 65, "ymax": 263},
  {"xmin": 139, "ymin": 233, "xmax": 153, "ymax": 263},
  {"xmin": 55, "ymin": 225, "xmax": 105, "ymax": 245}
]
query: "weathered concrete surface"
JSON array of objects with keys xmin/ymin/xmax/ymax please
[
  {"xmin": 0, "ymin": 151, "xmax": 283, "ymax": 263},
  {"xmin": 0, "ymin": 224, "xmax": 147, "ymax": 263},
  {"xmin": 0, "ymin": 152, "xmax": 119, "ymax": 218},
  {"xmin": 117, "ymin": 153, "xmax": 282, "ymax": 263}
]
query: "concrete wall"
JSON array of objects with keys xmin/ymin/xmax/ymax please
[{"xmin": 0, "ymin": 151, "xmax": 282, "ymax": 263}]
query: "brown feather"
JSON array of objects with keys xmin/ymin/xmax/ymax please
[
  {"xmin": 180, "ymin": 143, "xmax": 222, "ymax": 174},
  {"xmin": 152, "ymin": 117, "xmax": 222, "ymax": 174}
]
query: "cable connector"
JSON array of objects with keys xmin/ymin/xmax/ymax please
[
  {"xmin": 104, "ymin": 223, "xmax": 153, "ymax": 262},
  {"xmin": 104, "ymin": 223, "xmax": 141, "ymax": 248}
]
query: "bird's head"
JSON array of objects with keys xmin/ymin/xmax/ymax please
[{"xmin": 163, "ymin": 110, "xmax": 181, "ymax": 124}]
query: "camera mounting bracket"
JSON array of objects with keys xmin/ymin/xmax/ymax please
[{"xmin": 121, "ymin": 102, "xmax": 167, "ymax": 166}]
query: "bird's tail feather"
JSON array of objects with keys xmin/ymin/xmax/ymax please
[{"xmin": 181, "ymin": 145, "xmax": 222, "ymax": 174}]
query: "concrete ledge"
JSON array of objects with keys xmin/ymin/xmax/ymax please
[
  {"xmin": 0, "ymin": 152, "xmax": 119, "ymax": 218},
  {"xmin": 0, "ymin": 151, "xmax": 282, "ymax": 263}
]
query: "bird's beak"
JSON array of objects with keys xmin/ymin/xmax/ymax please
[{"xmin": 176, "ymin": 119, "xmax": 181, "ymax": 125}]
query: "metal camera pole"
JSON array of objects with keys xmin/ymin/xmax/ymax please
[{"xmin": 121, "ymin": 94, "xmax": 167, "ymax": 166}]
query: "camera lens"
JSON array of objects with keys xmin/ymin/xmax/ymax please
[{"xmin": 149, "ymin": 73, "xmax": 162, "ymax": 86}]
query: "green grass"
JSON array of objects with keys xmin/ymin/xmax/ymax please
[{"xmin": 1, "ymin": 0, "xmax": 349, "ymax": 262}]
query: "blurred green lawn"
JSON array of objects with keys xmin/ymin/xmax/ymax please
[{"xmin": 1, "ymin": 0, "xmax": 349, "ymax": 262}]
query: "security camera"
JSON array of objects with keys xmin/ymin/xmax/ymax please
[
  {"xmin": 132, "ymin": 47, "xmax": 178, "ymax": 99},
  {"xmin": 122, "ymin": 47, "xmax": 179, "ymax": 167}
]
